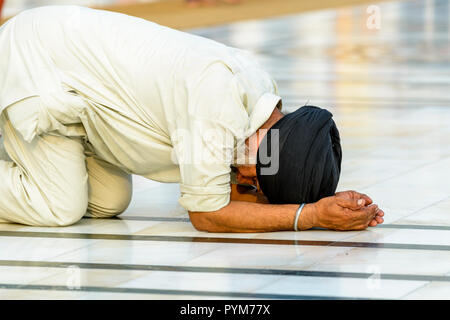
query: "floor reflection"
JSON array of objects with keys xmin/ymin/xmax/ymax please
[{"xmin": 192, "ymin": 0, "xmax": 450, "ymax": 111}]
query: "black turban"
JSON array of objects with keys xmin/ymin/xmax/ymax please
[{"xmin": 256, "ymin": 106, "xmax": 342, "ymax": 204}]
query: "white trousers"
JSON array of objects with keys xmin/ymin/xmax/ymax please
[{"xmin": 0, "ymin": 97, "xmax": 132, "ymax": 226}]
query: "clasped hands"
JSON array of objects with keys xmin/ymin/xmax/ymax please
[
  {"xmin": 231, "ymin": 184, "xmax": 384, "ymax": 231},
  {"xmin": 301, "ymin": 190, "xmax": 384, "ymax": 231}
]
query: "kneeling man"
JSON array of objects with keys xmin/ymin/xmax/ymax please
[{"xmin": 0, "ymin": 6, "xmax": 384, "ymax": 231}]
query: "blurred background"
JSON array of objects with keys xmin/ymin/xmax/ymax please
[{"xmin": 0, "ymin": 0, "xmax": 394, "ymax": 29}]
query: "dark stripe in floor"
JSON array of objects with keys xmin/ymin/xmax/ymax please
[
  {"xmin": 377, "ymin": 224, "xmax": 450, "ymax": 231},
  {"xmin": 86, "ymin": 216, "xmax": 450, "ymax": 231},
  {"xmin": 0, "ymin": 260, "xmax": 447, "ymax": 283},
  {"xmin": 0, "ymin": 283, "xmax": 371, "ymax": 300},
  {"xmin": 1, "ymin": 230, "xmax": 449, "ymax": 251},
  {"xmin": 118, "ymin": 216, "xmax": 190, "ymax": 222},
  {"xmin": 85, "ymin": 216, "xmax": 191, "ymax": 222}
]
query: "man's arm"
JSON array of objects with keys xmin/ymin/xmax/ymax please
[{"xmin": 189, "ymin": 191, "xmax": 384, "ymax": 233}]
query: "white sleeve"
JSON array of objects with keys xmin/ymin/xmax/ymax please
[{"xmin": 171, "ymin": 63, "xmax": 248, "ymax": 212}]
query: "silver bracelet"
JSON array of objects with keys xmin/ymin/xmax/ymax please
[{"xmin": 294, "ymin": 203, "xmax": 306, "ymax": 231}]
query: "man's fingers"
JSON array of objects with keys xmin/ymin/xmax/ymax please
[
  {"xmin": 365, "ymin": 204, "xmax": 379, "ymax": 222},
  {"xmin": 337, "ymin": 190, "xmax": 373, "ymax": 205},
  {"xmin": 336, "ymin": 196, "xmax": 365, "ymax": 210},
  {"xmin": 335, "ymin": 192, "xmax": 376, "ymax": 210},
  {"xmin": 375, "ymin": 216, "xmax": 384, "ymax": 224},
  {"xmin": 348, "ymin": 204, "xmax": 378, "ymax": 225},
  {"xmin": 352, "ymin": 191, "xmax": 372, "ymax": 206},
  {"xmin": 369, "ymin": 215, "xmax": 384, "ymax": 226},
  {"xmin": 332, "ymin": 194, "xmax": 385, "ymax": 230},
  {"xmin": 360, "ymin": 193, "xmax": 373, "ymax": 205},
  {"xmin": 368, "ymin": 220, "xmax": 378, "ymax": 227},
  {"xmin": 354, "ymin": 207, "xmax": 384, "ymax": 229},
  {"xmin": 374, "ymin": 209, "xmax": 384, "ymax": 223}
]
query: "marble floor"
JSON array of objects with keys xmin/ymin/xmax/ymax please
[{"xmin": 1, "ymin": 0, "xmax": 450, "ymax": 300}]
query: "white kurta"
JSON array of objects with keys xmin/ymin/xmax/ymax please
[{"xmin": 0, "ymin": 6, "xmax": 281, "ymax": 212}]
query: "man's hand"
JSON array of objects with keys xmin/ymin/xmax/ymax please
[
  {"xmin": 335, "ymin": 191, "xmax": 384, "ymax": 227},
  {"xmin": 301, "ymin": 190, "xmax": 384, "ymax": 231}
]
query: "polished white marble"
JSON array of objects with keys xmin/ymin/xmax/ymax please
[
  {"xmin": 47, "ymin": 239, "xmax": 222, "ymax": 266},
  {"xmin": 252, "ymin": 229, "xmax": 362, "ymax": 242},
  {"xmin": 0, "ymin": 266, "xmax": 63, "ymax": 285},
  {"xmin": 394, "ymin": 198, "xmax": 450, "ymax": 226},
  {"xmin": 303, "ymin": 247, "xmax": 450, "ymax": 276},
  {"xmin": 123, "ymin": 183, "xmax": 187, "ymax": 218},
  {"xmin": 0, "ymin": 216, "xmax": 159, "ymax": 235},
  {"xmin": 0, "ymin": 236, "xmax": 99, "ymax": 261},
  {"xmin": 256, "ymin": 275, "xmax": 426, "ymax": 299},
  {"xmin": 117, "ymin": 270, "xmax": 281, "ymax": 294},
  {"xmin": 0, "ymin": 288, "xmax": 85, "ymax": 300},
  {"xmin": 343, "ymin": 227, "xmax": 450, "ymax": 246},
  {"xmin": 183, "ymin": 243, "xmax": 349, "ymax": 270},
  {"xmin": 29, "ymin": 267, "xmax": 151, "ymax": 290},
  {"xmin": 402, "ymin": 282, "xmax": 450, "ymax": 299},
  {"xmin": 79, "ymin": 291, "xmax": 252, "ymax": 300},
  {"xmin": 134, "ymin": 221, "xmax": 263, "ymax": 239},
  {"xmin": 0, "ymin": 217, "xmax": 162, "ymax": 235}
]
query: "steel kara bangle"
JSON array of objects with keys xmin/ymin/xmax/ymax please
[{"xmin": 294, "ymin": 203, "xmax": 306, "ymax": 231}]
